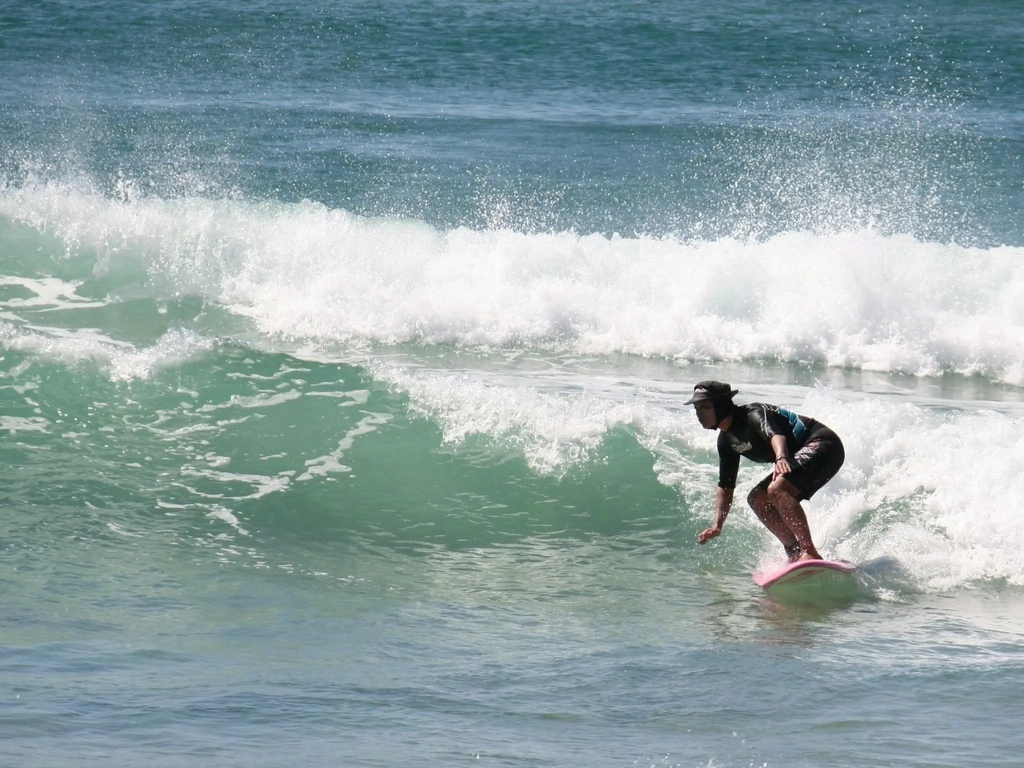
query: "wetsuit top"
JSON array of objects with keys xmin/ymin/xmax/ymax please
[{"xmin": 716, "ymin": 403, "xmax": 830, "ymax": 490}]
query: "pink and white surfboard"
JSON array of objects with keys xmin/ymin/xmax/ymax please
[{"xmin": 753, "ymin": 559, "xmax": 857, "ymax": 590}]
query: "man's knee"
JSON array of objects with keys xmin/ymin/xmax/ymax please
[
  {"xmin": 747, "ymin": 486, "xmax": 768, "ymax": 509},
  {"xmin": 766, "ymin": 476, "xmax": 798, "ymax": 502}
]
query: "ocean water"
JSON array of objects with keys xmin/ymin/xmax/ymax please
[{"xmin": 2, "ymin": 1, "xmax": 1024, "ymax": 766}]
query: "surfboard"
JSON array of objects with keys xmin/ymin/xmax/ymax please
[{"xmin": 753, "ymin": 558, "xmax": 857, "ymax": 592}]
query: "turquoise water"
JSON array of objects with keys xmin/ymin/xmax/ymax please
[{"xmin": 3, "ymin": 2, "xmax": 1024, "ymax": 766}]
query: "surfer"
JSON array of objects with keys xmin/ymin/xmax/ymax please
[{"xmin": 687, "ymin": 381, "xmax": 844, "ymax": 562}]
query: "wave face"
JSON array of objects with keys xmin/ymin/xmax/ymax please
[{"xmin": 2, "ymin": 325, "xmax": 1024, "ymax": 594}]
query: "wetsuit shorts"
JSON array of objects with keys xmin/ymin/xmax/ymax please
[{"xmin": 751, "ymin": 429, "xmax": 845, "ymax": 501}]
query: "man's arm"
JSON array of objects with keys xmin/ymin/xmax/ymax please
[
  {"xmin": 698, "ymin": 486, "xmax": 734, "ymax": 543},
  {"xmin": 770, "ymin": 434, "xmax": 791, "ymax": 478}
]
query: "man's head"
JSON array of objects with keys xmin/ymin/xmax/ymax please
[{"xmin": 684, "ymin": 380, "xmax": 738, "ymax": 429}]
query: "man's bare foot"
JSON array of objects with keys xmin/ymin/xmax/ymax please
[{"xmin": 796, "ymin": 550, "xmax": 822, "ymax": 562}]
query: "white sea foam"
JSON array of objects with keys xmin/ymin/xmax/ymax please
[
  {"xmin": 3, "ymin": 183, "xmax": 1024, "ymax": 382},
  {"xmin": 819, "ymin": 392, "xmax": 1024, "ymax": 591},
  {"xmin": 374, "ymin": 362, "xmax": 651, "ymax": 475},
  {"xmin": 0, "ymin": 321, "xmax": 215, "ymax": 380}
]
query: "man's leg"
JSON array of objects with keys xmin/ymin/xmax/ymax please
[
  {"xmin": 747, "ymin": 486, "xmax": 802, "ymax": 558},
  {"xmin": 766, "ymin": 477, "xmax": 822, "ymax": 561}
]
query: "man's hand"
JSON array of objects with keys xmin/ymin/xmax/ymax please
[
  {"xmin": 773, "ymin": 456, "xmax": 792, "ymax": 479},
  {"xmin": 697, "ymin": 526, "xmax": 721, "ymax": 544}
]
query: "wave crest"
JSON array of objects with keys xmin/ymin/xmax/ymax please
[{"xmin": 3, "ymin": 183, "xmax": 1024, "ymax": 382}]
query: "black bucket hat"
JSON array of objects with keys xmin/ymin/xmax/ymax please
[{"xmin": 684, "ymin": 380, "xmax": 739, "ymax": 405}]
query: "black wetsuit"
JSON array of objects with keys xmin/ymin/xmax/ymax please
[{"xmin": 717, "ymin": 403, "xmax": 844, "ymax": 501}]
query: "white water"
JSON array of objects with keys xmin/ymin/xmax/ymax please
[{"xmin": 4, "ymin": 182, "xmax": 1024, "ymax": 381}]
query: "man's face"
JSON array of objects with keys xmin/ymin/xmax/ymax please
[{"xmin": 694, "ymin": 399, "xmax": 718, "ymax": 429}]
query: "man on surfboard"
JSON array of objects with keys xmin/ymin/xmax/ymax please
[{"xmin": 687, "ymin": 381, "xmax": 844, "ymax": 562}]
